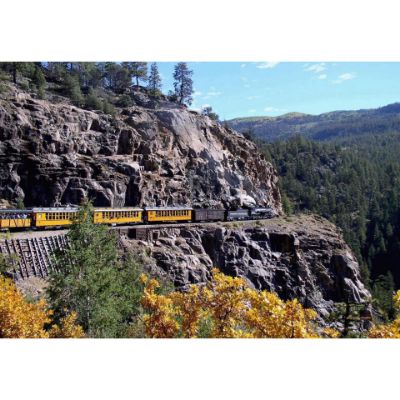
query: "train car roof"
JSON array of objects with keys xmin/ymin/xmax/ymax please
[
  {"xmin": 31, "ymin": 207, "xmax": 78, "ymax": 212},
  {"xmin": 95, "ymin": 207, "xmax": 143, "ymax": 212},
  {"xmin": 0, "ymin": 209, "xmax": 31, "ymax": 213},
  {"xmin": 193, "ymin": 208, "xmax": 225, "ymax": 210},
  {"xmin": 144, "ymin": 206, "xmax": 193, "ymax": 210}
]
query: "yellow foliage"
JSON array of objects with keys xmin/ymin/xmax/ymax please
[
  {"xmin": 368, "ymin": 290, "xmax": 400, "ymax": 338},
  {"xmin": 48, "ymin": 312, "xmax": 85, "ymax": 338},
  {"xmin": 140, "ymin": 276, "xmax": 179, "ymax": 338},
  {"xmin": 394, "ymin": 290, "xmax": 400, "ymax": 310},
  {"xmin": 141, "ymin": 269, "xmax": 321, "ymax": 338},
  {"xmin": 0, "ymin": 276, "xmax": 84, "ymax": 338},
  {"xmin": 321, "ymin": 327, "xmax": 340, "ymax": 338}
]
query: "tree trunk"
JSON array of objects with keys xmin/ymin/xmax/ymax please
[{"xmin": 12, "ymin": 63, "xmax": 17, "ymax": 84}]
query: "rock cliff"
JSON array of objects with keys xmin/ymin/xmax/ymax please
[
  {"xmin": 0, "ymin": 85, "xmax": 281, "ymax": 211},
  {"xmin": 0, "ymin": 84, "xmax": 371, "ymax": 319},
  {"xmin": 121, "ymin": 215, "xmax": 371, "ymax": 317}
]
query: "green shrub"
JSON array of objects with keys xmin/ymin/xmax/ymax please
[
  {"xmin": 102, "ymin": 99, "xmax": 116, "ymax": 115},
  {"xmin": 116, "ymin": 94, "xmax": 133, "ymax": 108},
  {"xmin": 85, "ymin": 89, "xmax": 103, "ymax": 110}
]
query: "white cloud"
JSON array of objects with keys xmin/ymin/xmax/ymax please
[
  {"xmin": 206, "ymin": 90, "xmax": 222, "ymax": 97},
  {"xmin": 241, "ymin": 63, "xmax": 247, "ymax": 68},
  {"xmin": 193, "ymin": 90, "xmax": 203, "ymax": 97},
  {"xmin": 246, "ymin": 95, "xmax": 261, "ymax": 100},
  {"xmin": 264, "ymin": 106, "xmax": 286, "ymax": 114},
  {"xmin": 248, "ymin": 109, "xmax": 257, "ymax": 114},
  {"xmin": 203, "ymin": 86, "xmax": 222, "ymax": 98},
  {"xmin": 305, "ymin": 63, "xmax": 326, "ymax": 73},
  {"xmin": 317, "ymin": 74, "xmax": 327, "ymax": 80},
  {"xmin": 256, "ymin": 62, "xmax": 280, "ymax": 69},
  {"xmin": 332, "ymin": 73, "xmax": 356, "ymax": 84},
  {"xmin": 243, "ymin": 84, "xmax": 251, "ymax": 88}
]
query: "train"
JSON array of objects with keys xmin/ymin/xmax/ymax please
[{"xmin": 0, "ymin": 205, "xmax": 277, "ymax": 231}]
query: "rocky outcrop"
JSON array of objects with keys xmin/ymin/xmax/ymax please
[
  {"xmin": 122, "ymin": 215, "xmax": 371, "ymax": 317},
  {"xmin": 0, "ymin": 85, "xmax": 281, "ymax": 211}
]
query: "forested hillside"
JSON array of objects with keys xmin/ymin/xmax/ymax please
[
  {"xmin": 229, "ymin": 104, "xmax": 400, "ymax": 142},
  {"xmin": 260, "ymin": 134, "xmax": 400, "ymax": 317}
]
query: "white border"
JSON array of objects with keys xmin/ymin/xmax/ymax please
[
  {"xmin": 2, "ymin": 0, "xmax": 400, "ymax": 61},
  {"xmin": 1, "ymin": 1, "xmax": 400, "ymax": 399}
]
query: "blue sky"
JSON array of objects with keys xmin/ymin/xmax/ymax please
[{"xmin": 155, "ymin": 62, "xmax": 400, "ymax": 120}]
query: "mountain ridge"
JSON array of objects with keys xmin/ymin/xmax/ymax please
[{"xmin": 228, "ymin": 102, "xmax": 400, "ymax": 142}]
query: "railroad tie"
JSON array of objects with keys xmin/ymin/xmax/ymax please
[
  {"xmin": 33, "ymin": 238, "xmax": 46, "ymax": 278},
  {"xmin": 10, "ymin": 239, "xmax": 25, "ymax": 279},
  {"xmin": 40, "ymin": 237, "xmax": 53, "ymax": 276},
  {"xmin": 27, "ymin": 239, "xmax": 39, "ymax": 277}
]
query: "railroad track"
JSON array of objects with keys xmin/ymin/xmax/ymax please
[
  {"xmin": 0, "ymin": 219, "xmax": 274, "ymax": 280},
  {"xmin": 0, "ymin": 234, "xmax": 67, "ymax": 280}
]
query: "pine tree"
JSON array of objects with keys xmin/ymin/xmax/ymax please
[
  {"xmin": 62, "ymin": 74, "xmax": 84, "ymax": 106},
  {"xmin": 46, "ymin": 202, "xmax": 142, "ymax": 337},
  {"xmin": 173, "ymin": 62, "xmax": 194, "ymax": 105},
  {"xmin": 201, "ymin": 106, "xmax": 219, "ymax": 121},
  {"xmin": 125, "ymin": 62, "xmax": 148, "ymax": 86},
  {"xmin": 32, "ymin": 65, "xmax": 46, "ymax": 98},
  {"xmin": 147, "ymin": 62, "xmax": 162, "ymax": 97}
]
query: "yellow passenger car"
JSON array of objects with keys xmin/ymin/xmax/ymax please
[
  {"xmin": 144, "ymin": 207, "xmax": 192, "ymax": 223},
  {"xmin": 93, "ymin": 208, "xmax": 143, "ymax": 225},
  {"xmin": 32, "ymin": 207, "xmax": 78, "ymax": 228},
  {"xmin": 0, "ymin": 210, "xmax": 31, "ymax": 230}
]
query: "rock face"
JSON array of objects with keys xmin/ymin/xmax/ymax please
[
  {"xmin": 122, "ymin": 215, "xmax": 371, "ymax": 316},
  {"xmin": 0, "ymin": 85, "xmax": 281, "ymax": 211}
]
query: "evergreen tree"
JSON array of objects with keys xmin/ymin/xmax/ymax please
[
  {"xmin": 126, "ymin": 62, "xmax": 148, "ymax": 86},
  {"xmin": 85, "ymin": 88, "xmax": 103, "ymax": 110},
  {"xmin": 32, "ymin": 65, "xmax": 46, "ymax": 98},
  {"xmin": 0, "ymin": 62, "xmax": 35, "ymax": 84},
  {"xmin": 147, "ymin": 62, "xmax": 162, "ymax": 97},
  {"xmin": 62, "ymin": 74, "xmax": 84, "ymax": 106},
  {"xmin": 372, "ymin": 272, "xmax": 396, "ymax": 319},
  {"xmin": 173, "ymin": 62, "xmax": 194, "ymax": 105},
  {"xmin": 201, "ymin": 106, "xmax": 219, "ymax": 121},
  {"xmin": 104, "ymin": 62, "xmax": 131, "ymax": 93},
  {"xmin": 46, "ymin": 203, "xmax": 143, "ymax": 337}
]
